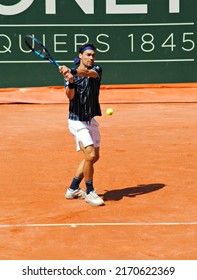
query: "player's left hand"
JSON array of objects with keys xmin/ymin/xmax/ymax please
[{"xmin": 65, "ymin": 72, "xmax": 74, "ymax": 83}]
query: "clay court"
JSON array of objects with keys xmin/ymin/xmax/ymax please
[{"xmin": 0, "ymin": 84, "xmax": 197, "ymax": 260}]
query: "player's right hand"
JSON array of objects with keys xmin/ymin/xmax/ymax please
[{"xmin": 59, "ymin": 65, "xmax": 70, "ymax": 76}]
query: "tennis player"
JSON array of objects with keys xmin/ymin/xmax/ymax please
[{"xmin": 59, "ymin": 43, "xmax": 104, "ymax": 206}]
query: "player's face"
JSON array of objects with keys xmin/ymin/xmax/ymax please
[{"xmin": 79, "ymin": 50, "xmax": 95, "ymax": 68}]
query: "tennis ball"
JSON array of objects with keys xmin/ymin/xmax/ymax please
[{"xmin": 106, "ymin": 108, "xmax": 113, "ymax": 115}]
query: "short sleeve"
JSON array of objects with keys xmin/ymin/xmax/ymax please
[{"xmin": 92, "ymin": 65, "xmax": 102, "ymax": 79}]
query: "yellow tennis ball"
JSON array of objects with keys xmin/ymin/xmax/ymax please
[{"xmin": 106, "ymin": 108, "xmax": 113, "ymax": 115}]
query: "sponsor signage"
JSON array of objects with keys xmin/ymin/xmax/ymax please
[{"xmin": 0, "ymin": 0, "xmax": 196, "ymax": 87}]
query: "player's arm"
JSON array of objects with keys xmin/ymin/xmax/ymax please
[
  {"xmin": 59, "ymin": 65, "xmax": 100, "ymax": 79},
  {"xmin": 65, "ymin": 73, "xmax": 75, "ymax": 100},
  {"xmin": 71, "ymin": 68, "xmax": 99, "ymax": 79},
  {"xmin": 59, "ymin": 66, "xmax": 75, "ymax": 100}
]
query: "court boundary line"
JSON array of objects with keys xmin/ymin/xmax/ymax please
[
  {"xmin": 0, "ymin": 222, "xmax": 197, "ymax": 228},
  {"xmin": 0, "ymin": 59, "xmax": 194, "ymax": 64},
  {"xmin": 0, "ymin": 22, "xmax": 194, "ymax": 27}
]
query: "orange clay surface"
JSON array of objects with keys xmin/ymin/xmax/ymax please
[{"xmin": 0, "ymin": 84, "xmax": 197, "ymax": 260}]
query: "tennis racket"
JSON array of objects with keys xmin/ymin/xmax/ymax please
[{"xmin": 24, "ymin": 35, "xmax": 60, "ymax": 67}]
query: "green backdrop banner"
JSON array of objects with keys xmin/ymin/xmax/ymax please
[{"xmin": 0, "ymin": 0, "xmax": 196, "ymax": 87}]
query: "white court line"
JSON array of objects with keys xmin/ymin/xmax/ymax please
[
  {"xmin": 0, "ymin": 222, "xmax": 197, "ymax": 228},
  {"xmin": 0, "ymin": 22, "xmax": 194, "ymax": 27},
  {"xmin": 0, "ymin": 59, "xmax": 194, "ymax": 64}
]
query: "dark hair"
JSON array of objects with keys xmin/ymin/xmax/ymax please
[{"xmin": 79, "ymin": 43, "xmax": 96, "ymax": 54}]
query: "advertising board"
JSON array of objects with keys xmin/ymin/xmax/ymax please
[{"xmin": 0, "ymin": 0, "xmax": 196, "ymax": 87}]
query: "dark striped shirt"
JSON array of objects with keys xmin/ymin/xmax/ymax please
[{"xmin": 64, "ymin": 65, "xmax": 102, "ymax": 122}]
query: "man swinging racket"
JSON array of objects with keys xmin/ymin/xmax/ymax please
[{"xmin": 59, "ymin": 43, "xmax": 104, "ymax": 206}]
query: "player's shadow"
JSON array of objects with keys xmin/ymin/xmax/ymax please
[{"xmin": 102, "ymin": 183, "xmax": 165, "ymax": 201}]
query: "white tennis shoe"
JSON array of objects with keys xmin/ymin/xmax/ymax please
[
  {"xmin": 65, "ymin": 188, "xmax": 85, "ymax": 199},
  {"xmin": 85, "ymin": 190, "xmax": 104, "ymax": 206}
]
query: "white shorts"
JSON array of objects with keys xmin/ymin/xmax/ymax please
[{"xmin": 68, "ymin": 118, "xmax": 100, "ymax": 151}]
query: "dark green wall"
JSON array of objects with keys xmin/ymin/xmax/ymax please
[{"xmin": 0, "ymin": 0, "xmax": 196, "ymax": 87}]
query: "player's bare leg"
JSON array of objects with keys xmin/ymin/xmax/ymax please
[
  {"xmin": 79, "ymin": 144, "xmax": 99, "ymax": 181},
  {"xmin": 79, "ymin": 143, "xmax": 104, "ymax": 206},
  {"xmin": 74, "ymin": 159, "xmax": 85, "ymax": 180},
  {"xmin": 65, "ymin": 145, "xmax": 98, "ymax": 199},
  {"xmin": 75, "ymin": 145, "xmax": 99, "ymax": 179},
  {"xmin": 65, "ymin": 143, "xmax": 103, "ymax": 205}
]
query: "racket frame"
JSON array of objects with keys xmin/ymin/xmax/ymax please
[{"xmin": 24, "ymin": 35, "xmax": 60, "ymax": 67}]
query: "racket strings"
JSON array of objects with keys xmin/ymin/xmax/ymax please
[
  {"xmin": 32, "ymin": 41, "xmax": 48, "ymax": 59},
  {"xmin": 25, "ymin": 37, "xmax": 48, "ymax": 59},
  {"xmin": 24, "ymin": 35, "xmax": 59, "ymax": 66}
]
